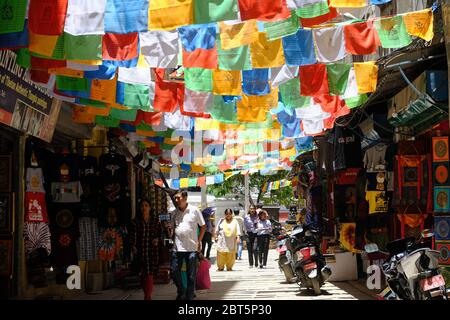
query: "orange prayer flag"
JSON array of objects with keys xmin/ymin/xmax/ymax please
[
  {"xmin": 149, "ymin": 0, "xmax": 194, "ymax": 30},
  {"xmin": 48, "ymin": 68, "xmax": 84, "ymax": 78},
  {"xmin": 90, "ymin": 76, "xmax": 118, "ymax": 103},
  {"xmin": 72, "ymin": 105, "xmax": 95, "ymax": 124},
  {"xmin": 182, "ymin": 46, "xmax": 218, "ymax": 69},
  {"xmin": 218, "ymin": 20, "xmax": 259, "ymax": 50},
  {"xmin": 354, "ymin": 62, "xmax": 378, "ymax": 94},
  {"xmin": 213, "ymin": 70, "xmax": 242, "ymax": 96},
  {"xmin": 29, "ymin": 32, "xmax": 59, "ymax": 57},
  {"xmin": 403, "ymin": 9, "xmax": 434, "ymax": 42},
  {"xmin": 250, "ymin": 32, "xmax": 285, "ymax": 68},
  {"xmin": 85, "ymin": 106, "xmax": 111, "ymax": 116},
  {"xmin": 102, "ymin": 33, "xmax": 139, "ymax": 61}
]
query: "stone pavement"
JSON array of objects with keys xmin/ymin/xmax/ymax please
[{"xmin": 74, "ymin": 247, "xmax": 378, "ymax": 300}]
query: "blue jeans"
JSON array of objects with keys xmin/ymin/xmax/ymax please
[
  {"xmin": 237, "ymin": 236, "xmax": 243, "ymax": 258},
  {"xmin": 171, "ymin": 251, "xmax": 198, "ymax": 300}
]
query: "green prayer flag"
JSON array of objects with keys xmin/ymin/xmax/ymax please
[
  {"xmin": 264, "ymin": 11, "xmax": 299, "ymax": 41},
  {"xmin": 123, "ymin": 83, "xmax": 151, "ymax": 110},
  {"xmin": 64, "ymin": 33, "xmax": 102, "ymax": 60},
  {"xmin": 56, "ymin": 75, "xmax": 90, "ymax": 92},
  {"xmin": 0, "ymin": 0, "xmax": 27, "ymax": 34},
  {"xmin": 188, "ymin": 177, "xmax": 197, "ymax": 187},
  {"xmin": 52, "ymin": 35, "xmax": 66, "ymax": 60},
  {"xmin": 345, "ymin": 94, "xmax": 368, "ymax": 109},
  {"xmin": 77, "ymin": 98, "xmax": 108, "ymax": 107},
  {"xmin": 296, "ymin": 1, "xmax": 329, "ymax": 19},
  {"xmin": 110, "ymin": 108, "xmax": 137, "ymax": 121},
  {"xmin": 185, "ymin": 68, "xmax": 213, "ymax": 92},
  {"xmin": 280, "ymin": 78, "xmax": 310, "ymax": 109},
  {"xmin": 209, "ymin": 96, "xmax": 238, "ymax": 124},
  {"xmin": 194, "ymin": 0, "xmax": 238, "ymax": 24},
  {"xmin": 326, "ymin": 64, "xmax": 352, "ymax": 96},
  {"xmin": 95, "ymin": 115, "xmax": 120, "ymax": 127},
  {"xmin": 16, "ymin": 48, "xmax": 31, "ymax": 68},
  {"xmin": 217, "ymin": 39, "xmax": 252, "ymax": 71},
  {"xmin": 161, "ymin": 143, "xmax": 175, "ymax": 150},
  {"xmin": 375, "ymin": 16, "xmax": 412, "ymax": 49}
]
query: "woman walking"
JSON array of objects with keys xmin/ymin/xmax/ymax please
[
  {"xmin": 215, "ymin": 208, "xmax": 241, "ymax": 271},
  {"xmin": 256, "ymin": 210, "xmax": 272, "ymax": 269},
  {"xmin": 244, "ymin": 205, "xmax": 259, "ymax": 268},
  {"xmin": 130, "ymin": 198, "xmax": 162, "ymax": 300}
]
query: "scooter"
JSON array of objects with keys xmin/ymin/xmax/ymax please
[
  {"xmin": 277, "ymin": 220, "xmax": 331, "ymax": 294},
  {"xmin": 367, "ymin": 230, "xmax": 450, "ymax": 300}
]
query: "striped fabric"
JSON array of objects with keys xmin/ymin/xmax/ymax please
[{"xmin": 24, "ymin": 222, "xmax": 52, "ymax": 256}]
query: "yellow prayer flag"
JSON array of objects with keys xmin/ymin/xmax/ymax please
[
  {"xmin": 149, "ymin": 0, "xmax": 193, "ymax": 30},
  {"xmin": 180, "ymin": 178, "xmax": 189, "ymax": 188},
  {"xmin": 190, "ymin": 164, "xmax": 205, "ymax": 173},
  {"xmin": 69, "ymin": 59, "xmax": 103, "ymax": 65},
  {"xmin": 142, "ymin": 140, "xmax": 157, "ymax": 148},
  {"xmin": 250, "ymin": 32, "xmax": 285, "ymax": 68},
  {"xmin": 330, "ymin": 0, "xmax": 366, "ymax": 7},
  {"xmin": 48, "ymin": 68, "xmax": 84, "ymax": 78},
  {"xmin": 136, "ymin": 129, "xmax": 157, "ymax": 137},
  {"xmin": 354, "ymin": 62, "xmax": 378, "ymax": 94},
  {"xmin": 280, "ymin": 147, "xmax": 297, "ymax": 159},
  {"xmin": 403, "ymin": 9, "xmax": 434, "ymax": 42},
  {"xmin": 195, "ymin": 118, "xmax": 221, "ymax": 131},
  {"xmin": 137, "ymin": 54, "xmax": 150, "ymax": 68},
  {"xmin": 212, "ymin": 70, "xmax": 242, "ymax": 96},
  {"xmin": 29, "ymin": 32, "xmax": 59, "ymax": 57},
  {"xmin": 90, "ymin": 76, "xmax": 117, "ymax": 104},
  {"xmin": 219, "ymin": 20, "xmax": 259, "ymax": 50}
]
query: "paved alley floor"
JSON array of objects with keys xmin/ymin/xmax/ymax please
[{"xmin": 75, "ymin": 248, "xmax": 377, "ymax": 300}]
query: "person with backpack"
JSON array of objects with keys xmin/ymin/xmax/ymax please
[{"xmin": 215, "ymin": 208, "xmax": 241, "ymax": 271}]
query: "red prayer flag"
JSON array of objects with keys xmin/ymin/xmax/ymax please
[
  {"xmin": 30, "ymin": 56, "xmax": 66, "ymax": 70},
  {"xmin": 197, "ymin": 176, "xmax": 206, "ymax": 186},
  {"xmin": 29, "ymin": 69, "xmax": 51, "ymax": 84},
  {"xmin": 343, "ymin": 21, "xmax": 378, "ymax": 55},
  {"xmin": 182, "ymin": 47, "xmax": 218, "ymax": 69},
  {"xmin": 102, "ymin": 33, "xmax": 139, "ymax": 61},
  {"xmin": 238, "ymin": 0, "xmax": 290, "ymax": 22},
  {"xmin": 29, "ymin": 0, "xmax": 68, "ymax": 35},
  {"xmin": 299, "ymin": 64, "xmax": 329, "ymax": 96},
  {"xmin": 154, "ymin": 68, "xmax": 178, "ymax": 112}
]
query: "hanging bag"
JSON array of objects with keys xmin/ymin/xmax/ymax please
[{"xmin": 195, "ymin": 257, "xmax": 211, "ymax": 290}]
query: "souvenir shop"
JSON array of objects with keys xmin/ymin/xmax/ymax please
[{"xmin": 291, "ymin": 65, "xmax": 450, "ymax": 283}]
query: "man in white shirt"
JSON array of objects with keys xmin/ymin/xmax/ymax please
[{"xmin": 171, "ymin": 190, "xmax": 206, "ymax": 300}]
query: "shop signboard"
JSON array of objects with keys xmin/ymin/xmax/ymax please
[{"xmin": 0, "ymin": 50, "xmax": 61, "ymax": 143}]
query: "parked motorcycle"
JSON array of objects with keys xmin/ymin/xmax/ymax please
[
  {"xmin": 367, "ymin": 230, "xmax": 450, "ymax": 300},
  {"xmin": 276, "ymin": 220, "xmax": 331, "ymax": 294}
]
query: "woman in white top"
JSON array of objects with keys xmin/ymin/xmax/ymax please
[{"xmin": 215, "ymin": 208, "xmax": 241, "ymax": 271}]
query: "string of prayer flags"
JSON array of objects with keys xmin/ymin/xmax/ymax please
[
  {"xmin": 104, "ymin": 0, "xmax": 148, "ymax": 34},
  {"xmin": 64, "ymin": 0, "xmax": 107, "ymax": 36},
  {"xmin": 0, "ymin": 0, "xmax": 27, "ymax": 35},
  {"xmin": 250, "ymin": 32, "xmax": 285, "ymax": 68},
  {"xmin": 282, "ymin": 29, "xmax": 317, "ymax": 66},
  {"xmin": 343, "ymin": 21, "xmax": 379, "ymax": 55},
  {"xmin": 29, "ymin": 0, "xmax": 68, "ymax": 36},
  {"xmin": 148, "ymin": 0, "xmax": 194, "ymax": 31},
  {"xmin": 313, "ymin": 25, "xmax": 347, "ymax": 63}
]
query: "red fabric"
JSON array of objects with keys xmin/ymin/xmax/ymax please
[
  {"xmin": 238, "ymin": 0, "xmax": 290, "ymax": 22},
  {"xmin": 182, "ymin": 47, "xmax": 218, "ymax": 69},
  {"xmin": 336, "ymin": 168, "xmax": 361, "ymax": 185},
  {"xmin": 197, "ymin": 176, "xmax": 206, "ymax": 186},
  {"xmin": 29, "ymin": 0, "xmax": 68, "ymax": 35},
  {"xmin": 300, "ymin": 1, "xmax": 337, "ymax": 28},
  {"xmin": 29, "ymin": 69, "xmax": 51, "ymax": 84},
  {"xmin": 299, "ymin": 64, "xmax": 329, "ymax": 96},
  {"xmin": 153, "ymin": 68, "xmax": 178, "ymax": 112},
  {"xmin": 25, "ymin": 192, "xmax": 49, "ymax": 223},
  {"xmin": 344, "ymin": 21, "xmax": 378, "ymax": 55},
  {"xmin": 142, "ymin": 111, "xmax": 162, "ymax": 126},
  {"xmin": 149, "ymin": 145, "xmax": 162, "ymax": 156},
  {"xmin": 141, "ymin": 275, "xmax": 154, "ymax": 300},
  {"xmin": 102, "ymin": 33, "xmax": 139, "ymax": 61},
  {"xmin": 30, "ymin": 56, "xmax": 66, "ymax": 70}
]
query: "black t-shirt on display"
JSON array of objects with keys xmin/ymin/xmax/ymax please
[
  {"xmin": 99, "ymin": 153, "xmax": 128, "ymax": 203},
  {"xmin": 331, "ymin": 126, "xmax": 363, "ymax": 171},
  {"xmin": 366, "ymin": 172, "xmax": 388, "ymax": 191},
  {"xmin": 52, "ymin": 154, "xmax": 81, "ymax": 182}
]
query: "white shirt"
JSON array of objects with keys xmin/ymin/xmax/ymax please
[{"xmin": 171, "ymin": 204, "xmax": 205, "ymax": 252}]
